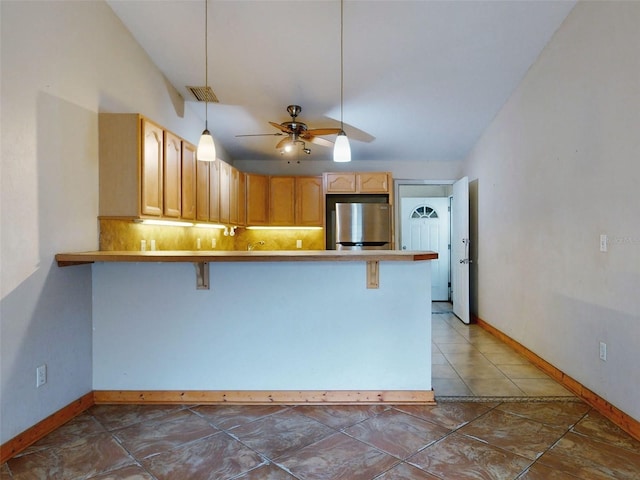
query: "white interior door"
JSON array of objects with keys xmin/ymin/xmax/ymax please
[
  {"xmin": 400, "ymin": 197, "xmax": 450, "ymax": 301},
  {"xmin": 451, "ymin": 177, "xmax": 470, "ymax": 324}
]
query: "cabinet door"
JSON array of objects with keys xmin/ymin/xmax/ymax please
[
  {"xmin": 357, "ymin": 172, "xmax": 389, "ymax": 193},
  {"xmin": 181, "ymin": 142, "xmax": 197, "ymax": 220},
  {"xmin": 229, "ymin": 166, "xmax": 240, "ymax": 225},
  {"xmin": 270, "ymin": 176, "xmax": 295, "ymax": 225},
  {"xmin": 246, "ymin": 173, "xmax": 269, "ymax": 225},
  {"xmin": 219, "ymin": 160, "xmax": 231, "ymax": 224},
  {"xmin": 196, "ymin": 160, "xmax": 210, "ymax": 221},
  {"xmin": 238, "ymin": 172, "xmax": 246, "ymax": 226},
  {"xmin": 163, "ymin": 131, "xmax": 182, "ymax": 218},
  {"xmin": 324, "ymin": 172, "xmax": 356, "ymax": 193},
  {"xmin": 296, "ymin": 176, "xmax": 323, "ymax": 226},
  {"xmin": 209, "ymin": 159, "xmax": 220, "ymax": 222},
  {"xmin": 141, "ymin": 119, "xmax": 163, "ymax": 216}
]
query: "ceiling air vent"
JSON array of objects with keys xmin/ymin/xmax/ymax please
[{"xmin": 187, "ymin": 86, "xmax": 219, "ymax": 103}]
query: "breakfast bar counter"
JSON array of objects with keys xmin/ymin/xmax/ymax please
[
  {"xmin": 57, "ymin": 249, "xmax": 438, "ymax": 405},
  {"xmin": 55, "ymin": 249, "xmax": 438, "ymax": 266}
]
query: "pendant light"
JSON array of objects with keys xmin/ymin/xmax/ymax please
[
  {"xmin": 333, "ymin": 0, "xmax": 351, "ymax": 162},
  {"xmin": 197, "ymin": 0, "xmax": 216, "ymax": 162}
]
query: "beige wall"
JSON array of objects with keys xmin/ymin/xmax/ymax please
[
  {"xmin": 0, "ymin": 0, "xmax": 206, "ymax": 443},
  {"xmin": 463, "ymin": 1, "xmax": 640, "ymax": 420}
]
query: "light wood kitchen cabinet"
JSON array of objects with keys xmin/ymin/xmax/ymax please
[
  {"xmin": 218, "ymin": 160, "xmax": 231, "ymax": 224},
  {"xmin": 296, "ymin": 176, "xmax": 323, "ymax": 226},
  {"xmin": 99, "ymin": 114, "xmax": 165, "ymax": 218},
  {"xmin": 208, "ymin": 159, "xmax": 220, "ymax": 223},
  {"xmin": 181, "ymin": 142, "xmax": 197, "ymax": 220},
  {"xmin": 238, "ymin": 172, "xmax": 246, "ymax": 226},
  {"xmin": 196, "ymin": 160, "xmax": 210, "ymax": 222},
  {"xmin": 246, "ymin": 173, "xmax": 269, "ymax": 225},
  {"xmin": 141, "ymin": 119, "xmax": 164, "ymax": 216},
  {"xmin": 269, "ymin": 177, "xmax": 296, "ymax": 225},
  {"xmin": 358, "ymin": 172, "xmax": 390, "ymax": 193},
  {"xmin": 163, "ymin": 131, "xmax": 182, "ymax": 218},
  {"xmin": 245, "ymin": 175, "xmax": 323, "ymax": 227},
  {"xmin": 229, "ymin": 166, "xmax": 241, "ymax": 225},
  {"xmin": 324, "ymin": 172, "xmax": 391, "ymax": 194},
  {"xmin": 324, "ymin": 172, "xmax": 356, "ymax": 193},
  {"xmin": 195, "ymin": 158, "xmax": 242, "ymax": 226}
]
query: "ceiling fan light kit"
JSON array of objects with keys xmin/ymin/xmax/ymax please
[
  {"xmin": 197, "ymin": 0, "xmax": 217, "ymax": 162},
  {"xmin": 237, "ymin": 104, "xmax": 340, "ymax": 157}
]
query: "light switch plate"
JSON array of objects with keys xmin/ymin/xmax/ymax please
[{"xmin": 600, "ymin": 234, "xmax": 608, "ymax": 252}]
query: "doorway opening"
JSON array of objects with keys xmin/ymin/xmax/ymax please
[
  {"xmin": 395, "ymin": 181, "xmax": 453, "ymax": 301},
  {"xmin": 394, "ymin": 178, "xmax": 470, "ymax": 323}
]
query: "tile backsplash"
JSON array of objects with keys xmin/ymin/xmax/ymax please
[{"xmin": 99, "ymin": 219, "xmax": 325, "ymax": 251}]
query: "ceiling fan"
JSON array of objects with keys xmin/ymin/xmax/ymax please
[{"xmin": 236, "ymin": 105, "xmax": 341, "ymax": 155}]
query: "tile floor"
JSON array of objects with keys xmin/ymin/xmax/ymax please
[
  {"xmin": 3, "ymin": 303, "xmax": 639, "ymax": 479},
  {"xmin": 430, "ymin": 303, "xmax": 574, "ymax": 398}
]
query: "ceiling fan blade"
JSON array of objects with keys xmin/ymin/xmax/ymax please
[
  {"xmin": 269, "ymin": 121, "xmax": 293, "ymax": 134},
  {"xmin": 306, "ymin": 128, "xmax": 342, "ymax": 136},
  {"xmin": 306, "ymin": 136, "xmax": 334, "ymax": 148},
  {"xmin": 235, "ymin": 133, "xmax": 284, "ymax": 137},
  {"xmin": 275, "ymin": 137, "xmax": 292, "ymax": 149}
]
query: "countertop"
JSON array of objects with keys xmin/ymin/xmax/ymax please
[{"xmin": 55, "ymin": 249, "xmax": 438, "ymax": 267}]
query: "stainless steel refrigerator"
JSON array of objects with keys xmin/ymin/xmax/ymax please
[{"xmin": 335, "ymin": 203, "xmax": 391, "ymax": 250}]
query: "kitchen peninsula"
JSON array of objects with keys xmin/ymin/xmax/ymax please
[{"xmin": 56, "ymin": 249, "xmax": 438, "ymax": 405}]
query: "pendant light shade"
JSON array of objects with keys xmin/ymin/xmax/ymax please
[
  {"xmin": 333, "ymin": 131, "xmax": 351, "ymax": 162},
  {"xmin": 333, "ymin": 0, "xmax": 351, "ymax": 162},
  {"xmin": 197, "ymin": 0, "xmax": 216, "ymax": 162},
  {"xmin": 197, "ymin": 129, "xmax": 216, "ymax": 162}
]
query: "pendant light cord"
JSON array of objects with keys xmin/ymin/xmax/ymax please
[
  {"xmin": 340, "ymin": 0, "xmax": 344, "ymax": 130},
  {"xmin": 204, "ymin": 0, "xmax": 209, "ymax": 130}
]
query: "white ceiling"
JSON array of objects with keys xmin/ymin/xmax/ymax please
[{"xmin": 106, "ymin": 0, "xmax": 576, "ymax": 163}]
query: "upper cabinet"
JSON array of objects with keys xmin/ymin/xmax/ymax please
[
  {"xmin": 163, "ymin": 130, "xmax": 182, "ymax": 218},
  {"xmin": 237, "ymin": 171, "xmax": 246, "ymax": 227},
  {"xmin": 99, "ymin": 114, "xmax": 162, "ymax": 217},
  {"xmin": 269, "ymin": 176, "xmax": 296, "ymax": 226},
  {"xmin": 99, "ymin": 113, "xmax": 246, "ymax": 227},
  {"xmin": 194, "ymin": 158, "xmax": 244, "ymax": 227},
  {"xmin": 195, "ymin": 158, "xmax": 210, "ymax": 222},
  {"xmin": 141, "ymin": 119, "xmax": 164, "ymax": 216},
  {"xmin": 229, "ymin": 166, "xmax": 243, "ymax": 226},
  {"xmin": 218, "ymin": 160, "xmax": 231, "ymax": 224},
  {"xmin": 295, "ymin": 176, "xmax": 323, "ymax": 226},
  {"xmin": 246, "ymin": 173, "xmax": 269, "ymax": 225},
  {"xmin": 246, "ymin": 175, "xmax": 323, "ymax": 227},
  {"xmin": 181, "ymin": 142, "xmax": 197, "ymax": 220},
  {"xmin": 323, "ymin": 172, "xmax": 356, "ymax": 193},
  {"xmin": 99, "ymin": 113, "xmax": 202, "ymax": 221},
  {"xmin": 209, "ymin": 159, "xmax": 220, "ymax": 223},
  {"xmin": 324, "ymin": 172, "xmax": 391, "ymax": 194}
]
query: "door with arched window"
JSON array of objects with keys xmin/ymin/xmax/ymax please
[{"xmin": 400, "ymin": 197, "xmax": 450, "ymax": 301}]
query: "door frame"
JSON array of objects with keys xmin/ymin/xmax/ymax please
[
  {"xmin": 394, "ymin": 179, "xmax": 457, "ymax": 302},
  {"xmin": 400, "ymin": 196, "xmax": 451, "ymax": 301}
]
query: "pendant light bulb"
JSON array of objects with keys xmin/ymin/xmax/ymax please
[
  {"xmin": 333, "ymin": 131, "xmax": 351, "ymax": 162},
  {"xmin": 197, "ymin": 128, "xmax": 216, "ymax": 162}
]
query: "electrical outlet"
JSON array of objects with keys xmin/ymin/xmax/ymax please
[
  {"xmin": 36, "ymin": 364, "xmax": 47, "ymax": 387},
  {"xmin": 599, "ymin": 341, "xmax": 607, "ymax": 361},
  {"xmin": 296, "ymin": 239, "xmax": 302, "ymax": 249}
]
